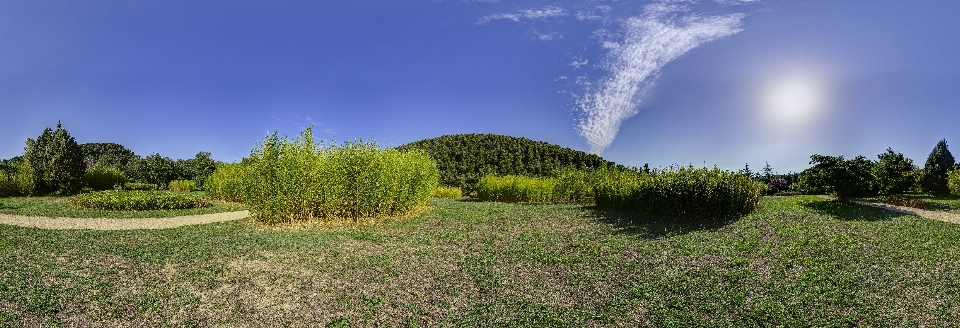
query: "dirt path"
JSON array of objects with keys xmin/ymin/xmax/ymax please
[
  {"xmin": 0, "ymin": 210, "xmax": 250, "ymax": 230},
  {"xmin": 816, "ymin": 195, "xmax": 960, "ymax": 224}
]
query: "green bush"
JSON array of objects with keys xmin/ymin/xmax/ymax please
[
  {"xmin": 124, "ymin": 182, "xmax": 158, "ymax": 191},
  {"xmin": 433, "ymin": 186, "xmax": 462, "ymax": 199},
  {"xmin": 551, "ymin": 168, "xmax": 595, "ymax": 203},
  {"xmin": 84, "ymin": 166, "xmax": 127, "ymax": 191},
  {"xmin": 68, "ymin": 190, "xmax": 210, "ymax": 211},
  {"xmin": 205, "ymin": 163, "xmax": 246, "ymax": 203},
  {"xmin": 168, "ymin": 180, "xmax": 196, "ymax": 192},
  {"xmin": 241, "ymin": 127, "xmax": 439, "ymax": 224},
  {"xmin": 948, "ymin": 169, "xmax": 960, "ymax": 197},
  {"xmin": 0, "ymin": 159, "xmax": 36, "ymax": 197},
  {"xmin": 476, "ymin": 175, "xmax": 555, "ymax": 203},
  {"xmin": 593, "ymin": 166, "xmax": 765, "ymax": 221},
  {"xmin": 873, "ymin": 148, "xmax": 918, "ymax": 195}
]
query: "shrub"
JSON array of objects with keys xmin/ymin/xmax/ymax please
[
  {"xmin": 168, "ymin": 180, "xmax": 196, "ymax": 192},
  {"xmin": 921, "ymin": 139, "xmax": 955, "ymax": 196},
  {"xmin": 874, "ymin": 148, "xmax": 918, "ymax": 195},
  {"xmin": 84, "ymin": 166, "xmax": 127, "ymax": 191},
  {"xmin": 948, "ymin": 168, "xmax": 960, "ymax": 196},
  {"xmin": 476, "ymin": 175, "xmax": 555, "ymax": 203},
  {"xmin": 433, "ymin": 186, "xmax": 462, "ymax": 199},
  {"xmin": 68, "ymin": 190, "xmax": 210, "ymax": 210},
  {"xmin": 0, "ymin": 159, "xmax": 35, "ymax": 197},
  {"xmin": 881, "ymin": 195, "xmax": 927, "ymax": 209},
  {"xmin": 767, "ymin": 177, "xmax": 790, "ymax": 194},
  {"xmin": 124, "ymin": 182, "xmax": 158, "ymax": 191},
  {"xmin": 593, "ymin": 166, "xmax": 765, "ymax": 222},
  {"xmin": 205, "ymin": 163, "xmax": 246, "ymax": 203},
  {"xmin": 242, "ymin": 127, "xmax": 439, "ymax": 224}
]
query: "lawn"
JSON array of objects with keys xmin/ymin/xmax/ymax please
[
  {"xmin": 1, "ymin": 195, "xmax": 959, "ymax": 327},
  {"xmin": 0, "ymin": 194, "xmax": 244, "ymax": 219},
  {"xmin": 861, "ymin": 193, "xmax": 960, "ymax": 214}
]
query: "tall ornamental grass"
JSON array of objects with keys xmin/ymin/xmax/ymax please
[
  {"xmin": 594, "ymin": 166, "xmax": 765, "ymax": 221},
  {"xmin": 242, "ymin": 128, "xmax": 439, "ymax": 224},
  {"xmin": 475, "ymin": 169, "xmax": 594, "ymax": 204},
  {"xmin": 205, "ymin": 163, "xmax": 246, "ymax": 203},
  {"xmin": 168, "ymin": 180, "xmax": 197, "ymax": 192},
  {"xmin": 476, "ymin": 175, "xmax": 555, "ymax": 203}
]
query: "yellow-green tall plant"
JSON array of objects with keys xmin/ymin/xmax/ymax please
[
  {"xmin": 205, "ymin": 163, "xmax": 246, "ymax": 203},
  {"xmin": 242, "ymin": 127, "xmax": 439, "ymax": 224},
  {"xmin": 948, "ymin": 168, "xmax": 960, "ymax": 196}
]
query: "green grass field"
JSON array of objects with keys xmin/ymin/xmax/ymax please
[
  {"xmin": 1, "ymin": 196, "xmax": 959, "ymax": 326},
  {"xmin": 0, "ymin": 195, "xmax": 244, "ymax": 219}
]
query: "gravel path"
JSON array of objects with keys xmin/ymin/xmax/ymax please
[
  {"xmin": 817, "ymin": 195, "xmax": 960, "ymax": 224},
  {"xmin": 0, "ymin": 210, "xmax": 250, "ymax": 230}
]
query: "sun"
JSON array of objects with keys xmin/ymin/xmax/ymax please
[{"xmin": 762, "ymin": 72, "xmax": 826, "ymax": 125}]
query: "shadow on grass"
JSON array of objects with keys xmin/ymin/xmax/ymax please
[
  {"xmin": 583, "ymin": 206, "xmax": 736, "ymax": 239},
  {"xmin": 799, "ymin": 198, "xmax": 906, "ymax": 222}
]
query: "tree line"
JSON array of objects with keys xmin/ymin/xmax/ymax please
[{"xmin": 0, "ymin": 122, "xmax": 219, "ymax": 195}]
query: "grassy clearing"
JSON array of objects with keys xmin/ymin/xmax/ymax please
[
  {"xmin": 1, "ymin": 196, "xmax": 959, "ymax": 326},
  {"xmin": 862, "ymin": 192, "xmax": 960, "ymax": 214},
  {"xmin": 0, "ymin": 195, "xmax": 243, "ymax": 219}
]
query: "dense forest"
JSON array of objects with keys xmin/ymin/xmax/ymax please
[{"xmin": 398, "ymin": 133, "xmax": 624, "ymax": 192}]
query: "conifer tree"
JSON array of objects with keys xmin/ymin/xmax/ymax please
[
  {"xmin": 26, "ymin": 122, "xmax": 86, "ymax": 194},
  {"xmin": 921, "ymin": 139, "xmax": 955, "ymax": 196}
]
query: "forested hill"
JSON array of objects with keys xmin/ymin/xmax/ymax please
[{"xmin": 397, "ymin": 134, "xmax": 622, "ymax": 191}]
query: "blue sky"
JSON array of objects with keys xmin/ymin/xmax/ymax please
[{"xmin": 2, "ymin": 0, "xmax": 959, "ymax": 173}]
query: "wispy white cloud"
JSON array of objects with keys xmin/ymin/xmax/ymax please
[
  {"xmin": 534, "ymin": 30, "xmax": 562, "ymax": 40},
  {"xmin": 575, "ymin": 4, "xmax": 744, "ymax": 154},
  {"xmin": 476, "ymin": 6, "xmax": 567, "ymax": 24},
  {"xmin": 575, "ymin": 5, "xmax": 612, "ymax": 21}
]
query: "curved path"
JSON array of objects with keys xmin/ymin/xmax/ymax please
[
  {"xmin": 817, "ymin": 195, "xmax": 960, "ymax": 224},
  {"xmin": 0, "ymin": 210, "xmax": 250, "ymax": 230}
]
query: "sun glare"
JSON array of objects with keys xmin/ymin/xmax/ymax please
[{"xmin": 762, "ymin": 72, "xmax": 826, "ymax": 125}]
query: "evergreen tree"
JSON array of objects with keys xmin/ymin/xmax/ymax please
[
  {"xmin": 26, "ymin": 122, "xmax": 86, "ymax": 194},
  {"xmin": 921, "ymin": 139, "xmax": 956, "ymax": 196}
]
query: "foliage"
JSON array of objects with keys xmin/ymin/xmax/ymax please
[
  {"xmin": 123, "ymin": 182, "xmax": 158, "ymax": 191},
  {"xmin": 873, "ymin": 148, "xmax": 918, "ymax": 195},
  {"xmin": 242, "ymin": 127, "xmax": 439, "ymax": 224},
  {"xmin": 397, "ymin": 134, "xmax": 621, "ymax": 193},
  {"xmin": 476, "ymin": 175, "xmax": 555, "ymax": 203},
  {"xmin": 432, "ymin": 186, "xmax": 463, "ymax": 199},
  {"xmin": 168, "ymin": 180, "xmax": 197, "ymax": 192},
  {"xmin": 26, "ymin": 122, "xmax": 87, "ymax": 195},
  {"xmin": 881, "ymin": 195, "xmax": 928, "ymax": 209},
  {"xmin": 551, "ymin": 168, "xmax": 595, "ymax": 203},
  {"xmin": 205, "ymin": 163, "xmax": 246, "ymax": 203},
  {"xmin": 921, "ymin": 139, "xmax": 956, "ymax": 196},
  {"xmin": 125, "ymin": 153, "xmax": 177, "ymax": 187},
  {"xmin": 767, "ymin": 177, "xmax": 790, "ymax": 194},
  {"xmin": 593, "ymin": 166, "xmax": 765, "ymax": 221},
  {"xmin": 80, "ymin": 142, "xmax": 136, "ymax": 170},
  {"xmin": 68, "ymin": 190, "xmax": 210, "ymax": 211},
  {"xmin": 794, "ymin": 155, "xmax": 876, "ymax": 200},
  {"xmin": 83, "ymin": 166, "xmax": 127, "ymax": 191},
  {"xmin": 188, "ymin": 151, "xmax": 217, "ymax": 190},
  {"xmin": 948, "ymin": 169, "xmax": 960, "ymax": 197},
  {"xmin": 0, "ymin": 158, "xmax": 34, "ymax": 197}
]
